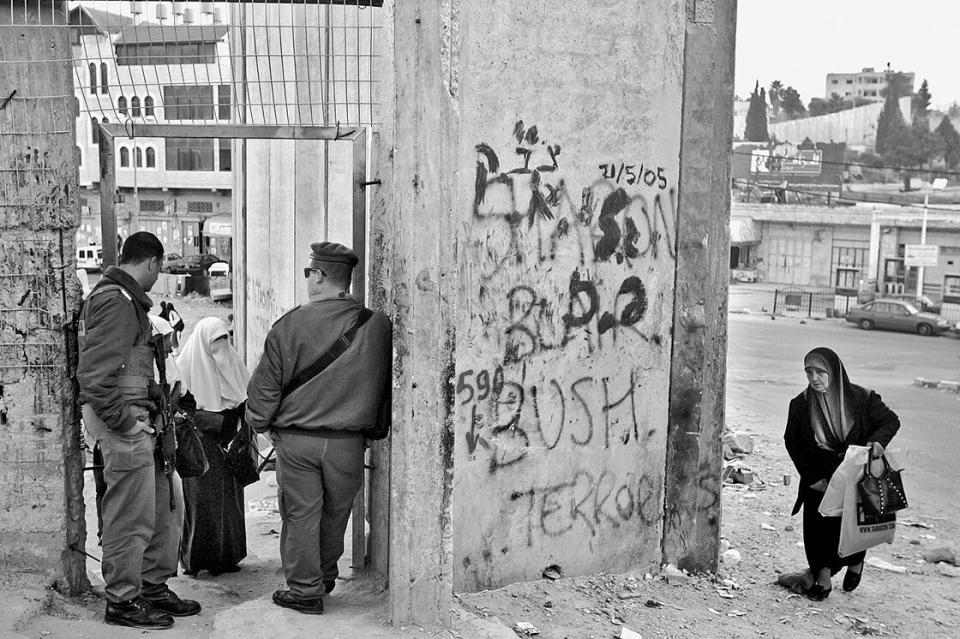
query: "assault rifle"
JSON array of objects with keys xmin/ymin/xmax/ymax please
[{"xmin": 150, "ymin": 333, "xmax": 177, "ymax": 511}]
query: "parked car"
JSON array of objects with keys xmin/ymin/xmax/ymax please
[
  {"xmin": 845, "ymin": 298, "xmax": 953, "ymax": 336},
  {"xmin": 162, "ymin": 253, "xmax": 222, "ymax": 276},
  {"xmin": 885, "ymin": 293, "xmax": 941, "ymax": 314},
  {"xmin": 76, "ymin": 245, "xmax": 102, "ymax": 272},
  {"xmin": 164, "ymin": 252, "xmax": 183, "ymax": 265}
]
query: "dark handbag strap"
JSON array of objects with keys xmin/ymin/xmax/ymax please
[
  {"xmin": 280, "ymin": 308, "xmax": 373, "ymax": 401},
  {"xmin": 864, "ymin": 448, "xmax": 892, "ymax": 479}
]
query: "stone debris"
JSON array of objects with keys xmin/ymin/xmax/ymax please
[
  {"xmin": 922, "ymin": 547, "xmax": 957, "ymax": 566},
  {"xmin": 719, "ymin": 538, "xmax": 731, "ymax": 553},
  {"xmin": 722, "ymin": 462, "xmax": 755, "ymax": 485},
  {"xmin": 865, "ymin": 557, "xmax": 907, "ymax": 573},
  {"xmin": 541, "ymin": 564, "xmax": 563, "ymax": 580},
  {"xmin": 619, "ymin": 627, "xmax": 643, "ymax": 639},
  {"xmin": 513, "ymin": 621, "xmax": 540, "ymax": 635},
  {"xmin": 661, "ymin": 564, "xmax": 691, "ymax": 585},
  {"xmin": 936, "ymin": 563, "xmax": 960, "ymax": 578},
  {"xmin": 721, "ymin": 549, "xmax": 742, "ymax": 566},
  {"xmin": 723, "ymin": 431, "xmax": 755, "ymax": 459},
  {"xmin": 760, "ymin": 523, "xmax": 776, "ymax": 531}
]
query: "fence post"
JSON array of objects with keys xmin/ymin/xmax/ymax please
[
  {"xmin": 806, "ymin": 292, "xmax": 812, "ymax": 318},
  {"xmin": 773, "ymin": 289, "xmax": 779, "ymax": 315}
]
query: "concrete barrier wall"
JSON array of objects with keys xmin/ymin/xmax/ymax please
[
  {"xmin": 0, "ymin": 4, "xmax": 86, "ymax": 592},
  {"xmin": 237, "ymin": 1, "xmax": 362, "ymax": 367},
  {"xmin": 452, "ymin": 0, "xmax": 685, "ymax": 590}
]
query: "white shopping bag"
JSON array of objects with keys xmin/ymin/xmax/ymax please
[
  {"xmin": 819, "ymin": 445, "xmax": 870, "ymax": 517},
  {"xmin": 838, "ymin": 458, "xmax": 896, "ymax": 557}
]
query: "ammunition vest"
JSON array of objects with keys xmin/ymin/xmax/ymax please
[{"xmin": 78, "ymin": 282, "xmax": 154, "ymax": 402}]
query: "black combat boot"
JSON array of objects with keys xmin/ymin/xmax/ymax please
[
  {"xmin": 141, "ymin": 582, "xmax": 202, "ymax": 617},
  {"xmin": 105, "ymin": 596, "xmax": 174, "ymax": 629}
]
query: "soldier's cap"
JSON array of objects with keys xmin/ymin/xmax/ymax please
[{"xmin": 308, "ymin": 241, "xmax": 359, "ymax": 269}]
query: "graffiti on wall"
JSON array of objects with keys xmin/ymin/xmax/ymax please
[
  {"xmin": 458, "ymin": 120, "xmax": 678, "ymax": 581},
  {"xmin": 245, "ymin": 274, "xmax": 283, "ymax": 365}
]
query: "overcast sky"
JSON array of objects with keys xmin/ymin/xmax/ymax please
[{"xmin": 735, "ymin": 0, "xmax": 960, "ymax": 110}]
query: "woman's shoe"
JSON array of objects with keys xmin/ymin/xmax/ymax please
[
  {"xmin": 806, "ymin": 583, "xmax": 832, "ymax": 601},
  {"xmin": 843, "ymin": 562, "xmax": 864, "ymax": 592}
]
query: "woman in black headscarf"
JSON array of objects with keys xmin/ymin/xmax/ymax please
[{"xmin": 784, "ymin": 347, "xmax": 901, "ymax": 601}]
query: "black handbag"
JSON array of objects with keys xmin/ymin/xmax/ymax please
[
  {"xmin": 858, "ymin": 451, "xmax": 907, "ymax": 517},
  {"xmin": 174, "ymin": 413, "xmax": 209, "ymax": 478},
  {"xmin": 224, "ymin": 419, "xmax": 260, "ymax": 488}
]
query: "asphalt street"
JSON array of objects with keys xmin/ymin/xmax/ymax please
[{"xmin": 726, "ymin": 313, "xmax": 960, "ymax": 532}]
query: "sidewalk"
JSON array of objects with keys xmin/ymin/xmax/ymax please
[{"xmin": 727, "ymin": 282, "xmax": 779, "ymax": 315}]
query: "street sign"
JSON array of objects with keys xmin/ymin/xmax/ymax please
[{"xmin": 904, "ymin": 244, "xmax": 939, "ymax": 267}]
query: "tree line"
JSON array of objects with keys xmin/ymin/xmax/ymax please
[{"xmin": 743, "ymin": 76, "xmax": 960, "ymax": 170}]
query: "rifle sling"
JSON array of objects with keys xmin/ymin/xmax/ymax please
[{"xmin": 280, "ymin": 308, "xmax": 373, "ymax": 402}]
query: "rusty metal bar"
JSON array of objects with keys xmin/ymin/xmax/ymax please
[
  {"xmin": 98, "ymin": 122, "xmax": 360, "ymax": 141},
  {"xmin": 98, "ymin": 125, "xmax": 118, "ymax": 267},
  {"xmin": 350, "ymin": 125, "xmax": 367, "ymax": 568}
]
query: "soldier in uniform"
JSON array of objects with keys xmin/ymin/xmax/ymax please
[
  {"xmin": 77, "ymin": 232, "xmax": 201, "ymax": 629},
  {"xmin": 246, "ymin": 242, "xmax": 392, "ymax": 615}
]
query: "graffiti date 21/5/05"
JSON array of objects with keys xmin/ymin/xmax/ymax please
[{"xmin": 599, "ymin": 162, "xmax": 668, "ymax": 189}]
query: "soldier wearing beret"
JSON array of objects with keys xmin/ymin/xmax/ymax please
[{"xmin": 246, "ymin": 242, "xmax": 392, "ymax": 615}]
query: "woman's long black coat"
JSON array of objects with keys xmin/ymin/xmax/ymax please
[{"xmin": 784, "ymin": 384, "xmax": 900, "ymax": 515}]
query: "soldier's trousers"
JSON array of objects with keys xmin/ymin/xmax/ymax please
[
  {"xmin": 83, "ymin": 405, "xmax": 183, "ymax": 603},
  {"xmin": 275, "ymin": 431, "xmax": 364, "ymax": 599}
]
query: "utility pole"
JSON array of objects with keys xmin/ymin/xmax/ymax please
[{"xmin": 916, "ymin": 192, "xmax": 929, "ymax": 299}]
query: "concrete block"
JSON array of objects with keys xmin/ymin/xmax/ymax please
[{"xmin": 937, "ymin": 380, "xmax": 960, "ymax": 393}]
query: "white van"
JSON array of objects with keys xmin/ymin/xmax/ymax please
[{"xmin": 76, "ymin": 245, "xmax": 102, "ymax": 272}]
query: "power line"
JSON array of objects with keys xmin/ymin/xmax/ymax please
[{"xmin": 731, "ymin": 150, "xmax": 960, "ymax": 178}]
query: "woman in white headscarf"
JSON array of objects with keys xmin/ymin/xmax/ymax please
[
  {"xmin": 784, "ymin": 347, "xmax": 901, "ymax": 601},
  {"xmin": 176, "ymin": 317, "xmax": 251, "ymax": 576}
]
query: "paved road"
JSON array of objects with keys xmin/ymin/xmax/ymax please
[{"xmin": 727, "ymin": 313, "xmax": 960, "ymax": 533}]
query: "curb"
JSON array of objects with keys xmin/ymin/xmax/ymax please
[{"xmin": 914, "ymin": 377, "xmax": 960, "ymax": 392}]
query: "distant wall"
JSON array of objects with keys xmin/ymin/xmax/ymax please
[{"xmin": 769, "ymin": 96, "xmax": 912, "ymax": 149}]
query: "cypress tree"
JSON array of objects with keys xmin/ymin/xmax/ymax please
[{"xmin": 745, "ymin": 81, "xmax": 769, "ymax": 142}]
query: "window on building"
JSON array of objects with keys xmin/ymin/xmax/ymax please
[
  {"xmin": 188, "ymin": 201, "xmax": 214, "ymax": 213},
  {"xmin": 831, "ymin": 79, "xmax": 838, "ymax": 84},
  {"xmin": 100, "ymin": 62, "xmax": 108, "ymax": 93},
  {"xmin": 846, "ymin": 79, "xmax": 853, "ymax": 84},
  {"xmin": 163, "ymin": 85, "xmax": 214, "ymax": 120},
  {"xmin": 218, "ymin": 138, "xmax": 232, "ymax": 171},
  {"xmin": 116, "ymin": 42, "xmax": 217, "ymax": 66},
  {"xmin": 217, "ymin": 85, "xmax": 231, "ymax": 120},
  {"xmin": 119, "ymin": 146, "xmax": 129, "ymax": 167},
  {"xmin": 91, "ymin": 117, "xmax": 99, "ymax": 144},
  {"xmin": 135, "ymin": 147, "xmax": 143, "ymax": 168},
  {"xmin": 139, "ymin": 199, "xmax": 165, "ymax": 212},
  {"xmin": 166, "ymin": 137, "xmax": 215, "ymax": 171},
  {"xmin": 131, "ymin": 96, "xmax": 141, "ymax": 118},
  {"xmin": 144, "ymin": 95, "xmax": 155, "ymax": 117},
  {"xmin": 88, "ymin": 63, "xmax": 97, "ymax": 94},
  {"xmin": 832, "ymin": 245, "xmax": 867, "ymax": 291},
  {"xmin": 146, "ymin": 147, "xmax": 156, "ymax": 168},
  {"xmin": 118, "ymin": 96, "xmax": 127, "ymax": 115},
  {"xmin": 944, "ymin": 275, "xmax": 960, "ymax": 304}
]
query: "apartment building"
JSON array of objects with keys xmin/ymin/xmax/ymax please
[
  {"xmin": 71, "ymin": 3, "xmax": 233, "ymax": 259},
  {"xmin": 824, "ymin": 66, "xmax": 915, "ymax": 102}
]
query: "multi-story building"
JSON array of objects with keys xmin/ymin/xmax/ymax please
[
  {"xmin": 70, "ymin": 3, "xmax": 233, "ymax": 259},
  {"xmin": 824, "ymin": 67, "xmax": 914, "ymax": 102}
]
